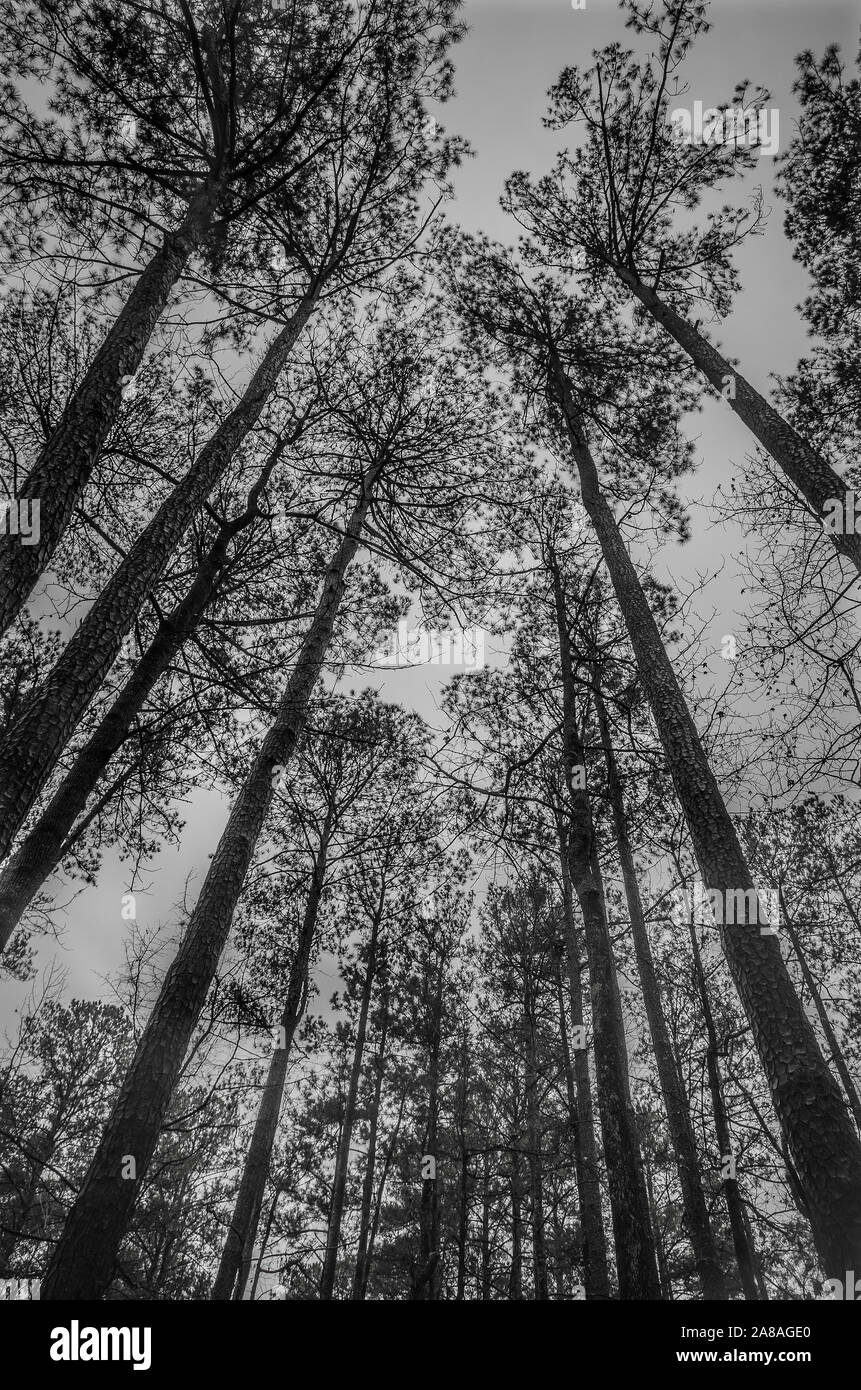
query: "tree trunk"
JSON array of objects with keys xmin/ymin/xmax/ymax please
[
  {"xmin": 551, "ymin": 354, "xmax": 861, "ymax": 1279},
  {"xmin": 249, "ymin": 1188, "xmax": 281, "ymax": 1302},
  {"xmin": 412, "ymin": 960, "xmax": 443, "ymax": 1300},
  {"xmin": 614, "ymin": 268, "xmax": 861, "ymax": 573},
  {"xmin": 644, "ymin": 1155, "xmax": 673, "ymax": 1299},
  {"xmin": 508, "ymin": 1145, "xmax": 524, "ymax": 1300},
  {"xmin": 0, "ymin": 453, "xmax": 281, "ymax": 954},
  {"xmin": 0, "ymin": 181, "xmax": 223, "ymax": 635},
  {"xmin": 351, "ymin": 973, "xmax": 389, "ymax": 1302},
  {"xmin": 363, "ymin": 1088, "xmax": 406, "ymax": 1295},
  {"xmin": 594, "ymin": 684, "xmax": 726, "ymax": 1299},
  {"xmin": 0, "ymin": 1124, "xmax": 56, "ymax": 1274},
  {"xmin": 480, "ymin": 1151, "xmax": 492, "ymax": 1300},
  {"xmin": 779, "ymin": 889, "xmax": 861, "ymax": 1134},
  {"xmin": 319, "ymin": 906, "xmax": 381, "ymax": 1300},
  {"xmin": 454, "ymin": 1029, "xmax": 470, "ymax": 1303},
  {"xmin": 687, "ymin": 916, "xmax": 763, "ymax": 1300},
  {"xmin": 40, "ymin": 458, "xmax": 380, "ymax": 1301},
  {"xmin": 551, "ymin": 560, "xmax": 662, "ymax": 1300},
  {"xmin": 523, "ymin": 960, "xmax": 549, "ymax": 1300},
  {"xmin": 211, "ymin": 823, "xmax": 331, "ymax": 1301},
  {"xmin": 555, "ymin": 829, "xmax": 612, "ymax": 1300},
  {"xmin": 0, "ymin": 291, "xmax": 318, "ymax": 863}
]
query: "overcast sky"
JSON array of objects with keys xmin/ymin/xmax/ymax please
[{"xmin": 3, "ymin": 0, "xmax": 858, "ymax": 1028}]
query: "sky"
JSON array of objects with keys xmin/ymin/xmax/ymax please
[{"xmin": 3, "ymin": 0, "xmax": 859, "ymax": 1028}]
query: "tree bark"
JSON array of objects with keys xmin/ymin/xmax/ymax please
[
  {"xmin": 687, "ymin": 917, "xmax": 763, "ymax": 1300},
  {"xmin": 508, "ymin": 1144, "xmax": 524, "ymax": 1300},
  {"xmin": 780, "ymin": 889, "xmax": 861, "ymax": 1134},
  {"xmin": 319, "ymin": 904, "xmax": 381, "ymax": 1300},
  {"xmin": 0, "ymin": 291, "xmax": 318, "ymax": 864},
  {"xmin": 551, "ymin": 354, "xmax": 861, "ymax": 1279},
  {"xmin": 0, "ymin": 181, "xmax": 223, "ymax": 635},
  {"xmin": 614, "ymin": 268, "xmax": 861, "ymax": 573},
  {"xmin": 211, "ymin": 823, "xmax": 331, "ymax": 1301},
  {"xmin": 40, "ymin": 456, "xmax": 379, "ymax": 1301},
  {"xmin": 551, "ymin": 559, "xmax": 662, "ymax": 1300},
  {"xmin": 351, "ymin": 970, "xmax": 389, "ymax": 1301},
  {"xmin": 555, "ymin": 829, "xmax": 612, "ymax": 1300},
  {"xmin": 412, "ymin": 957, "xmax": 443, "ymax": 1301},
  {"xmin": 0, "ymin": 454, "xmax": 281, "ymax": 954},
  {"xmin": 248, "ymin": 1188, "xmax": 281, "ymax": 1302},
  {"xmin": 522, "ymin": 947, "xmax": 549, "ymax": 1300},
  {"xmin": 594, "ymin": 684, "xmax": 726, "ymax": 1299},
  {"xmin": 480, "ymin": 1151, "xmax": 492, "ymax": 1301}
]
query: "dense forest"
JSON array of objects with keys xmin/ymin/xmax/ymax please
[{"xmin": 0, "ymin": 0, "xmax": 860, "ymax": 1303}]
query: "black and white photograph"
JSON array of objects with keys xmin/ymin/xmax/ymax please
[{"xmin": 0, "ymin": 0, "xmax": 860, "ymax": 1355}]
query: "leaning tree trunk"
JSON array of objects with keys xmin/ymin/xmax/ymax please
[
  {"xmin": 0, "ymin": 451, "xmax": 283, "ymax": 955},
  {"xmin": 593, "ymin": 684, "xmax": 727, "ymax": 1300},
  {"xmin": 779, "ymin": 889, "xmax": 861, "ymax": 1134},
  {"xmin": 0, "ymin": 180, "xmax": 224, "ymax": 636},
  {"xmin": 551, "ymin": 353, "xmax": 861, "ymax": 1279},
  {"xmin": 40, "ymin": 457, "xmax": 381, "ymax": 1302},
  {"xmin": 552, "ymin": 561, "xmax": 662, "ymax": 1300},
  {"xmin": 0, "ymin": 290, "xmax": 319, "ymax": 864},
  {"xmin": 686, "ymin": 914, "xmax": 763, "ymax": 1300},
  {"xmin": 555, "ymin": 826, "xmax": 612, "ymax": 1300},
  {"xmin": 319, "ymin": 906, "xmax": 381, "ymax": 1300},
  {"xmin": 613, "ymin": 267, "xmax": 861, "ymax": 573},
  {"xmin": 211, "ymin": 824, "xmax": 332, "ymax": 1301}
]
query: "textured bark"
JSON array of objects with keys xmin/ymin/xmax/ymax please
[
  {"xmin": 0, "ymin": 182, "xmax": 223, "ymax": 636},
  {"xmin": 453, "ymin": 1028, "xmax": 470, "ymax": 1304},
  {"xmin": 211, "ymin": 825, "xmax": 331, "ymax": 1302},
  {"xmin": 553, "ymin": 357, "xmax": 861, "ymax": 1279},
  {"xmin": 0, "ymin": 458, "xmax": 279, "ymax": 955},
  {"xmin": 594, "ymin": 686, "xmax": 726, "ymax": 1300},
  {"xmin": 522, "ymin": 952, "xmax": 549, "ymax": 1300},
  {"xmin": 687, "ymin": 919, "xmax": 763, "ymax": 1300},
  {"xmin": 779, "ymin": 889, "xmax": 861, "ymax": 1134},
  {"xmin": 0, "ymin": 292, "xmax": 318, "ymax": 864},
  {"xmin": 351, "ymin": 975, "xmax": 389, "ymax": 1301},
  {"xmin": 319, "ymin": 906, "xmax": 381, "ymax": 1300},
  {"xmin": 480, "ymin": 1151, "xmax": 492, "ymax": 1301},
  {"xmin": 456, "ymin": 1147, "xmax": 469, "ymax": 1301},
  {"xmin": 553, "ymin": 951, "xmax": 585, "ymax": 1200},
  {"xmin": 412, "ymin": 960, "xmax": 443, "ymax": 1301},
  {"xmin": 40, "ymin": 459, "xmax": 379, "ymax": 1301},
  {"xmin": 552, "ymin": 560, "xmax": 662, "ymax": 1300},
  {"xmin": 615, "ymin": 268, "xmax": 861, "ymax": 573},
  {"xmin": 508, "ymin": 1148, "xmax": 524, "ymax": 1300},
  {"xmin": 555, "ymin": 830, "xmax": 612, "ymax": 1300}
]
